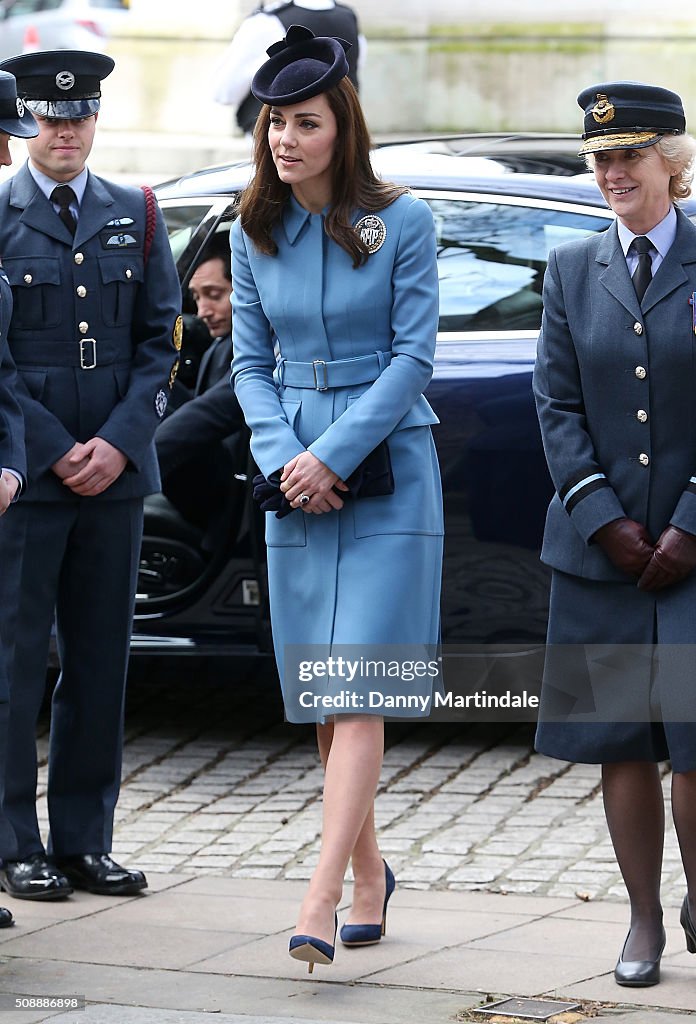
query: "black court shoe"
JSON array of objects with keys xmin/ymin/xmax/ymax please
[
  {"xmin": 681, "ymin": 895, "xmax": 696, "ymax": 953},
  {"xmin": 614, "ymin": 927, "xmax": 665, "ymax": 987},
  {"xmin": 0, "ymin": 907, "xmax": 14, "ymax": 927}
]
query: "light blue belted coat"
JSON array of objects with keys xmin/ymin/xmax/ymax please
[{"xmin": 232, "ymin": 193, "xmax": 444, "ymax": 721}]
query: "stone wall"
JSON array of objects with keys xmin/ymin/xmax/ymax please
[{"xmin": 100, "ymin": 2, "xmax": 696, "ymax": 138}]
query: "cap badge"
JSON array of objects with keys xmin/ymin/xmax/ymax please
[
  {"xmin": 355, "ymin": 214, "xmax": 387, "ymax": 254},
  {"xmin": 56, "ymin": 71, "xmax": 76, "ymax": 91},
  {"xmin": 15, "ymin": 97, "xmax": 24, "ymax": 117},
  {"xmin": 592, "ymin": 93, "xmax": 615, "ymax": 125}
]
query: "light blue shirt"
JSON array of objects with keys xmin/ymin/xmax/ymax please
[
  {"xmin": 27, "ymin": 161, "xmax": 88, "ymax": 221},
  {"xmin": 618, "ymin": 204, "xmax": 677, "ymax": 276}
]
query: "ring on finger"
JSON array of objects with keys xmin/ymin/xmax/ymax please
[{"xmin": 299, "ymin": 493, "xmax": 311, "ymax": 507}]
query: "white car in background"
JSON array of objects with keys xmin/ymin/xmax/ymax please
[{"xmin": 0, "ymin": 0, "xmax": 129, "ymax": 61}]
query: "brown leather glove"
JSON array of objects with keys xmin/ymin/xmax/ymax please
[
  {"xmin": 637, "ymin": 525, "xmax": 696, "ymax": 591},
  {"xmin": 593, "ymin": 518, "xmax": 654, "ymax": 577}
]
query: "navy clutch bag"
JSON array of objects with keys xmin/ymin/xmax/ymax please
[{"xmin": 253, "ymin": 441, "xmax": 394, "ymax": 519}]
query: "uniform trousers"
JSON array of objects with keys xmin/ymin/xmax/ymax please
[{"xmin": 0, "ymin": 497, "xmax": 143, "ymax": 860}]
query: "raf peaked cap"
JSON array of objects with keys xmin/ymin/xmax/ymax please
[
  {"xmin": 0, "ymin": 70, "xmax": 37, "ymax": 138},
  {"xmin": 0, "ymin": 50, "xmax": 115, "ymax": 120},
  {"xmin": 578, "ymin": 81, "xmax": 686, "ymax": 155},
  {"xmin": 252, "ymin": 24, "xmax": 350, "ymax": 106}
]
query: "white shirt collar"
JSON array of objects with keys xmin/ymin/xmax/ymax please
[
  {"xmin": 617, "ymin": 204, "xmax": 677, "ymax": 261},
  {"xmin": 28, "ymin": 162, "xmax": 89, "ymax": 207}
]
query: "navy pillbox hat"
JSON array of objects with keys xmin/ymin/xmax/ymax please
[
  {"xmin": 0, "ymin": 49, "xmax": 114, "ymax": 120},
  {"xmin": 0, "ymin": 70, "xmax": 37, "ymax": 138},
  {"xmin": 252, "ymin": 24, "xmax": 350, "ymax": 106},
  {"xmin": 578, "ymin": 81, "xmax": 685, "ymax": 154}
]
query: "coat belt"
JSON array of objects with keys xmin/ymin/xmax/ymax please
[
  {"xmin": 10, "ymin": 338, "xmax": 132, "ymax": 370},
  {"xmin": 275, "ymin": 351, "xmax": 392, "ymax": 391}
]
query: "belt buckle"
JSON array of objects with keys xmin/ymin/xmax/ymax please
[
  {"xmin": 79, "ymin": 338, "xmax": 97, "ymax": 370},
  {"xmin": 312, "ymin": 359, "xmax": 328, "ymax": 391}
]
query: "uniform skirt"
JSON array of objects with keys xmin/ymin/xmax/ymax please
[{"xmin": 535, "ymin": 569, "xmax": 696, "ymax": 772}]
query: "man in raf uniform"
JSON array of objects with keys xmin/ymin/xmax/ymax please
[
  {"xmin": 212, "ymin": 0, "xmax": 364, "ymax": 135},
  {"xmin": 0, "ymin": 67, "xmax": 38, "ymax": 926},
  {"xmin": 0, "ymin": 50, "xmax": 181, "ymax": 900}
]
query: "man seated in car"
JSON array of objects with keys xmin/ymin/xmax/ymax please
[{"xmin": 155, "ymin": 234, "xmax": 243, "ymax": 530}]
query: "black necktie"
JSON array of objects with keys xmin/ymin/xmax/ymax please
[
  {"xmin": 631, "ymin": 235, "xmax": 653, "ymax": 303},
  {"xmin": 50, "ymin": 184, "xmax": 77, "ymax": 237}
]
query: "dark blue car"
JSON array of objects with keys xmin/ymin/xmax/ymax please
[{"xmin": 135, "ymin": 139, "xmax": 689, "ymax": 669}]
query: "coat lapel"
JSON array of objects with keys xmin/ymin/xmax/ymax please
[
  {"xmin": 641, "ymin": 208, "xmax": 696, "ymax": 313},
  {"xmin": 73, "ymin": 172, "xmax": 116, "ymax": 248},
  {"xmin": 596, "ymin": 223, "xmax": 643, "ymax": 319},
  {"xmin": 10, "ymin": 163, "xmax": 70, "ymax": 245}
]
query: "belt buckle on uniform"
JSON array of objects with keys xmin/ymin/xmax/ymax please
[
  {"xmin": 79, "ymin": 338, "xmax": 97, "ymax": 370},
  {"xmin": 312, "ymin": 359, "xmax": 328, "ymax": 391}
]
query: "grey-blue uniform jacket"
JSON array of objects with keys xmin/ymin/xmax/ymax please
[
  {"xmin": 0, "ymin": 268, "xmax": 25, "ymax": 486},
  {"xmin": 0, "ymin": 163, "xmax": 181, "ymax": 500},
  {"xmin": 533, "ymin": 208, "xmax": 696, "ymax": 581}
]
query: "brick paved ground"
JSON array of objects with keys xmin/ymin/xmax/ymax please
[{"xmin": 36, "ymin": 658, "xmax": 685, "ymax": 907}]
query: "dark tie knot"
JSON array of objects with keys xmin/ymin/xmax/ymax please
[
  {"xmin": 631, "ymin": 235, "xmax": 653, "ymax": 256},
  {"xmin": 50, "ymin": 184, "xmax": 77, "ymax": 211}
]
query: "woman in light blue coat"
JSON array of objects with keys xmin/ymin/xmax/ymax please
[{"xmin": 231, "ymin": 26, "xmax": 443, "ymax": 973}]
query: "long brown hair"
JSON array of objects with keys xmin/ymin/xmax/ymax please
[{"xmin": 238, "ymin": 77, "xmax": 408, "ymax": 268}]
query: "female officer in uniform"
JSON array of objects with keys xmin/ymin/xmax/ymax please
[
  {"xmin": 534, "ymin": 81, "xmax": 696, "ymax": 987},
  {"xmin": 232, "ymin": 26, "xmax": 443, "ymax": 972},
  {"xmin": 0, "ymin": 68, "xmax": 38, "ymax": 929}
]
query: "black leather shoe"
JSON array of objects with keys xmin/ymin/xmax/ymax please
[
  {"xmin": 0, "ymin": 854, "xmax": 72, "ymax": 901},
  {"xmin": 54, "ymin": 854, "xmax": 147, "ymax": 896},
  {"xmin": 614, "ymin": 927, "xmax": 665, "ymax": 987},
  {"xmin": 0, "ymin": 906, "xmax": 13, "ymax": 927}
]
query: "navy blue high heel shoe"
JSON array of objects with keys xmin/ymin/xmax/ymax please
[
  {"xmin": 340, "ymin": 860, "xmax": 396, "ymax": 947},
  {"xmin": 289, "ymin": 913, "xmax": 337, "ymax": 973}
]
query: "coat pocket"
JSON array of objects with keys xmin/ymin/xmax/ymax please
[
  {"xmin": 18, "ymin": 368, "xmax": 48, "ymax": 402},
  {"xmin": 98, "ymin": 255, "xmax": 144, "ymax": 328},
  {"xmin": 348, "ymin": 397, "xmax": 443, "ymax": 539},
  {"xmin": 3, "ymin": 256, "xmax": 62, "ymax": 330}
]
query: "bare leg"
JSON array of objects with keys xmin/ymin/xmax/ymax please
[
  {"xmin": 670, "ymin": 769, "xmax": 696, "ymax": 921},
  {"xmin": 295, "ymin": 716, "xmax": 384, "ymax": 944},
  {"xmin": 602, "ymin": 761, "xmax": 664, "ymax": 960},
  {"xmin": 315, "ymin": 721, "xmax": 385, "ymax": 926}
]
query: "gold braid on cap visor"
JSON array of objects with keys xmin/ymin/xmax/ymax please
[{"xmin": 579, "ymin": 131, "xmax": 660, "ymax": 154}]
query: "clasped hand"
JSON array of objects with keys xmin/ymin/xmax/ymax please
[
  {"xmin": 280, "ymin": 451, "xmax": 348, "ymax": 514},
  {"xmin": 0, "ymin": 471, "xmax": 19, "ymax": 516},
  {"xmin": 593, "ymin": 517, "xmax": 696, "ymax": 591},
  {"xmin": 52, "ymin": 438, "xmax": 128, "ymax": 496}
]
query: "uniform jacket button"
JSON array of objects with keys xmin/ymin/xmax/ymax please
[
  {"xmin": 639, "ymin": 453, "xmax": 650, "ymax": 466},
  {"xmin": 125, "ymin": 268, "xmax": 132, "ymax": 279},
  {"xmin": 636, "ymin": 409, "xmax": 648, "ymax": 422},
  {"xmin": 635, "ymin": 366, "xmax": 647, "ymax": 379},
  {"xmin": 633, "ymin": 321, "xmax": 643, "ymax": 335},
  {"xmin": 23, "ymin": 273, "xmax": 32, "ymax": 284},
  {"xmin": 76, "ymin": 285, "xmax": 87, "ymax": 298},
  {"xmin": 74, "ymin": 252, "xmax": 84, "ymax": 265},
  {"xmin": 79, "ymin": 321, "xmax": 89, "ymax": 334}
]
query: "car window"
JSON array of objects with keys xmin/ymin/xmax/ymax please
[
  {"xmin": 425, "ymin": 198, "xmax": 609, "ymax": 332},
  {"xmin": 161, "ymin": 203, "xmax": 214, "ymax": 263}
]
